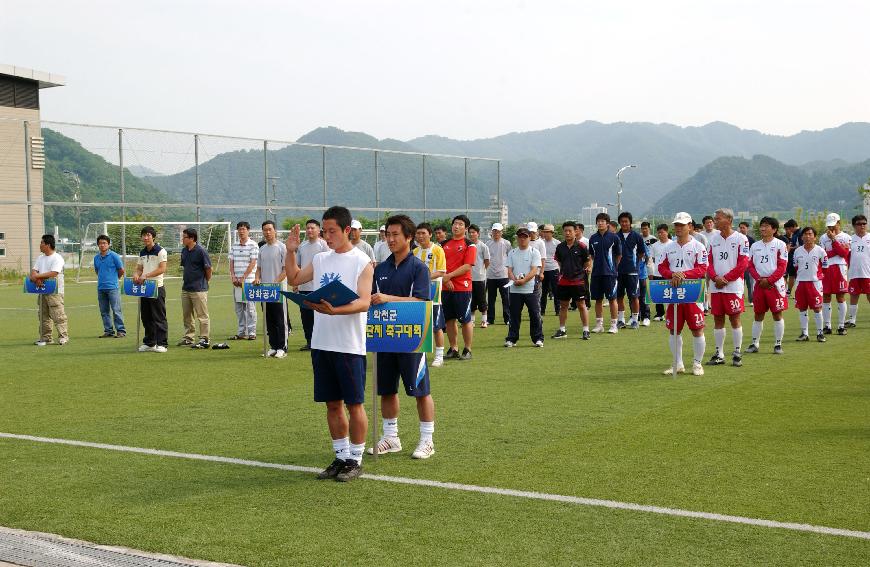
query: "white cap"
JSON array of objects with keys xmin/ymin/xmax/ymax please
[
  {"xmin": 350, "ymin": 220, "xmax": 362, "ymax": 230},
  {"xmin": 526, "ymin": 222, "xmax": 538, "ymax": 232},
  {"xmin": 491, "ymin": 222, "xmax": 504, "ymax": 231},
  {"xmin": 379, "ymin": 225, "xmax": 386, "ymax": 231},
  {"xmin": 672, "ymin": 212, "xmax": 692, "ymax": 225},
  {"xmin": 825, "ymin": 213, "xmax": 840, "ymax": 226}
]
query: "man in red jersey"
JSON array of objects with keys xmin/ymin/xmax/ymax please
[{"xmin": 441, "ymin": 214, "xmax": 477, "ymax": 360}]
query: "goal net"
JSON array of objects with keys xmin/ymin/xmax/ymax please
[{"xmin": 77, "ymin": 221, "xmax": 232, "ymax": 282}]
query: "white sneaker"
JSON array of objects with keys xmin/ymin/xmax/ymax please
[
  {"xmin": 34, "ymin": 340, "xmax": 48, "ymax": 347},
  {"xmin": 411, "ymin": 439, "xmax": 435, "ymax": 459},
  {"xmin": 534, "ymin": 340, "xmax": 544, "ymax": 347},
  {"xmin": 430, "ymin": 357, "xmax": 443, "ymax": 367},
  {"xmin": 504, "ymin": 340, "xmax": 515, "ymax": 347},
  {"xmin": 692, "ymin": 362, "xmax": 705, "ymax": 376},
  {"xmin": 642, "ymin": 318, "xmax": 650, "ymax": 327},
  {"xmin": 138, "ymin": 344, "xmax": 154, "ymax": 352},
  {"xmin": 480, "ymin": 321, "xmax": 488, "ymax": 328},
  {"xmin": 265, "ymin": 349, "xmax": 277, "ymax": 357},
  {"xmin": 58, "ymin": 337, "xmax": 69, "ymax": 345},
  {"xmin": 662, "ymin": 365, "xmax": 686, "ymax": 376},
  {"xmin": 591, "ymin": 324, "xmax": 604, "ymax": 333},
  {"xmin": 607, "ymin": 325, "xmax": 618, "ymax": 334},
  {"xmin": 154, "ymin": 345, "xmax": 168, "ymax": 353},
  {"xmin": 366, "ymin": 436, "xmax": 402, "ymax": 455},
  {"xmin": 274, "ymin": 349, "xmax": 287, "ymax": 359}
]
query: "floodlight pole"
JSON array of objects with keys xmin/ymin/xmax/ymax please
[
  {"xmin": 616, "ymin": 165, "xmax": 637, "ymax": 214},
  {"xmin": 194, "ymin": 134, "xmax": 201, "ymax": 222},
  {"xmin": 374, "ymin": 151, "xmax": 380, "ymax": 218},
  {"xmin": 263, "ymin": 141, "xmax": 269, "ymax": 219},
  {"xmin": 267, "ymin": 176, "xmax": 280, "ymax": 223}
]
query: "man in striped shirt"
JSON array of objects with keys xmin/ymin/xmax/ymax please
[{"xmin": 230, "ymin": 221, "xmax": 259, "ymax": 339}]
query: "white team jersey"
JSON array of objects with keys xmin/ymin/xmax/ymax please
[
  {"xmin": 310, "ymin": 247, "xmax": 370, "ymax": 356},
  {"xmin": 661, "ymin": 238, "xmax": 708, "ymax": 307},
  {"xmin": 793, "ymin": 245, "xmax": 828, "ymax": 282},
  {"xmin": 649, "ymin": 240, "xmax": 671, "ymax": 278},
  {"xmin": 849, "ymin": 233, "xmax": 870, "ymax": 279},
  {"xmin": 708, "ymin": 231, "xmax": 750, "ymax": 295},
  {"xmin": 819, "ymin": 232, "xmax": 851, "ymax": 266},
  {"xmin": 749, "ymin": 238, "xmax": 788, "ymax": 292}
]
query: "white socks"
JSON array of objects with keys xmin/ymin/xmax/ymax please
[
  {"xmin": 332, "ymin": 437, "xmax": 350, "ymax": 461},
  {"xmin": 732, "ymin": 327, "xmax": 743, "ymax": 352},
  {"xmin": 693, "ymin": 335, "xmax": 706, "ymax": 364},
  {"xmin": 799, "ymin": 311, "xmax": 809, "ymax": 334},
  {"xmin": 714, "ymin": 328, "xmax": 726, "ymax": 355},
  {"xmin": 618, "ymin": 311, "xmax": 625, "ymax": 323},
  {"xmin": 420, "ymin": 421, "xmax": 434, "ymax": 443},
  {"xmin": 823, "ymin": 303, "xmax": 832, "ymax": 327},
  {"xmin": 752, "ymin": 321, "xmax": 763, "ymax": 345},
  {"xmin": 383, "ymin": 417, "xmax": 398, "ymax": 439},
  {"xmin": 773, "ymin": 319, "xmax": 784, "ymax": 344},
  {"xmin": 434, "ymin": 346, "xmax": 444, "ymax": 360},
  {"xmin": 814, "ymin": 311, "xmax": 824, "ymax": 334},
  {"xmin": 849, "ymin": 303, "xmax": 858, "ymax": 323},
  {"xmin": 382, "ymin": 417, "xmax": 435, "ymax": 445},
  {"xmin": 837, "ymin": 301, "xmax": 847, "ymax": 328},
  {"xmin": 349, "ymin": 442, "xmax": 365, "ymax": 464},
  {"xmin": 630, "ymin": 312, "xmax": 639, "ymax": 324}
]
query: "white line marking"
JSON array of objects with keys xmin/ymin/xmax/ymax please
[{"xmin": 2, "ymin": 431, "xmax": 868, "ymax": 540}]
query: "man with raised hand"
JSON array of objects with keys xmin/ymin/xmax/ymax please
[
  {"xmin": 658, "ymin": 212, "xmax": 708, "ymax": 376},
  {"xmin": 846, "ymin": 214, "xmax": 869, "ymax": 327},
  {"xmin": 412, "ymin": 222, "xmax": 447, "ymax": 367},
  {"xmin": 350, "ymin": 219, "xmax": 376, "ymax": 264},
  {"xmin": 706, "ymin": 208, "xmax": 751, "ymax": 368},
  {"xmin": 485, "ymin": 222, "xmax": 512, "ymax": 327},
  {"xmin": 31, "ymin": 234, "xmax": 69, "ymax": 346},
  {"xmin": 552, "ymin": 221, "xmax": 591, "ymax": 340},
  {"xmin": 254, "ymin": 220, "xmax": 288, "ymax": 359},
  {"xmin": 441, "ymin": 214, "xmax": 477, "ymax": 360},
  {"xmin": 368, "ymin": 214, "xmax": 437, "ymax": 460},
  {"xmin": 588, "ymin": 212, "xmax": 622, "ymax": 334},
  {"xmin": 134, "ymin": 226, "xmax": 168, "ymax": 352},
  {"xmin": 93, "ymin": 234, "xmax": 126, "ymax": 338},
  {"xmin": 179, "ymin": 228, "xmax": 212, "ymax": 349},
  {"xmin": 746, "ymin": 217, "xmax": 789, "ymax": 355},
  {"xmin": 285, "ymin": 206, "xmax": 374, "ymax": 483},
  {"xmin": 229, "ymin": 221, "xmax": 258, "ymax": 340},
  {"xmin": 615, "ymin": 211, "xmax": 645, "ymax": 329},
  {"xmin": 819, "ymin": 213, "xmax": 851, "ymax": 335},
  {"xmin": 296, "ymin": 219, "xmax": 330, "ymax": 351},
  {"xmin": 468, "ymin": 224, "xmax": 491, "ymax": 327}
]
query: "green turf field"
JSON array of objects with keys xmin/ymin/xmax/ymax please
[{"xmin": 1, "ymin": 276, "xmax": 868, "ymax": 566}]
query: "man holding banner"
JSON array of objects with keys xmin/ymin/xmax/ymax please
[
  {"xmin": 367, "ymin": 214, "xmax": 436, "ymax": 460},
  {"xmin": 31, "ymin": 234, "xmax": 69, "ymax": 346},
  {"xmin": 285, "ymin": 206, "xmax": 374, "ymax": 483}
]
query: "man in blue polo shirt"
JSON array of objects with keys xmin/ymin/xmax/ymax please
[
  {"xmin": 615, "ymin": 211, "xmax": 646, "ymax": 329},
  {"xmin": 93, "ymin": 234, "xmax": 126, "ymax": 338},
  {"xmin": 589, "ymin": 212, "xmax": 622, "ymax": 334},
  {"xmin": 368, "ymin": 214, "xmax": 436, "ymax": 460}
]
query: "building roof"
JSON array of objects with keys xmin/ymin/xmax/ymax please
[{"xmin": 0, "ymin": 64, "xmax": 66, "ymax": 88}]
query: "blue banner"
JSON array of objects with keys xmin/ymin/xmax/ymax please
[
  {"xmin": 647, "ymin": 278, "xmax": 706, "ymax": 304},
  {"xmin": 23, "ymin": 277, "xmax": 57, "ymax": 294},
  {"xmin": 243, "ymin": 282, "xmax": 283, "ymax": 303},
  {"xmin": 122, "ymin": 277, "xmax": 158, "ymax": 298},
  {"xmin": 366, "ymin": 301, "xmax": 433, "ymax": 353}
]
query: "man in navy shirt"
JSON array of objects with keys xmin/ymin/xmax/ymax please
[
  {"xmin": 369, "ymin": 214, "xmax": 437, "ymax": 460},
  {"xmin": 589, "ymin": 212, "xmax": 622, "ymax": 334},
  {"xmin": 616, "ymin": 212, "xmax": 646, "ymax": 329},
  {"xmin": 93, "ymin": 234, "xmax": 126, "ymax": 338},
  {"xmin": 179, "ymin": 228, "xmax": 212, "ymax": 348}
]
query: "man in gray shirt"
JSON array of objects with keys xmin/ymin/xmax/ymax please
[
  {"xmin": 485, "ymin": 223, "xmax": 512, "ymax": 326},
  {"xmin": 469, "ymin": 224, "xmax": 491, "ymax": 327},
  {"xmin": 350, "ymin": 219, "xmax": 376, "ymax": 263},
  {"xmin": 539, "ymin": 224, "xmax": 561, "ymax": 317},
  {"xmin": 296, "ymin": 219, "xmax": 330, "ymax": 350},
  {"xmin": 254, "ymin": 220, "xmax": 288, "ymax": 358}
]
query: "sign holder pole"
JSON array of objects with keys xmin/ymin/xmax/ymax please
[
  {"xmin": 370, "ymin": 355, "xmax": 379, "ymax": 459},
  {"xmin": 136, "ymin": 298, "xmax": 141, "ymax": 352},
  {"xmin": 671, "ymin": 304, "xmax": 679, "ymax": 378},
  {"xmin": 262, "ymin": 303, "xmax": 267, "ymax": 358},
  {"xmin": 37, "ymin": 294, "xmax": 42, "ymax": 343}
]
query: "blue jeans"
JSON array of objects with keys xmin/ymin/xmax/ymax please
[{"xmin": 97, "ymin": 288, "xmax": 125, "ymax": 334}]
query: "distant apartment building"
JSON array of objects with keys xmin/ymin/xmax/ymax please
[
  {"xmin": 0, "ymin": 64, "xmax": 65, "ymax": 271},
  {"xmin": 580, "ymin": 202, "xmax": 609, "ymax": 227}
]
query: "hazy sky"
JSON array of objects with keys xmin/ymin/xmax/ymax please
[{"xmin": 4, "ymin": 0, "xmax": 869, "ymax": 142}]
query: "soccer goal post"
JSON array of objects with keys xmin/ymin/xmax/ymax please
[{"xmin": 78, "ymin": 221, "xmax": 232, "ymax": 282}]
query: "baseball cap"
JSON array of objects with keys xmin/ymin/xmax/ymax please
[
  {"xmin": 526, "ymin": 222, "xmax": 538, "ymax": 232},
  {"xmin": 379, "ymin": 225, "xmax": 385, "ymax": 231},
  {"xmin": 672, "ymin": 212, "xmax": 692, "ymax": 225},
  {"xmin": 491, "ymin": 222, "xmax": 504, "ymax": 231},
  {"xmin": 350, "ymin": 220, "xmax": 362, "ymax": 230},
  {"xmin": 516, "ymin": 228, "xmax": 530, "ymax": 237},
  {"xmin": 825, "ymin": 213, "xmax": 840, "ymax": 226},
  {"xmin": 541, "ymin": 224, "xmax": 555, "ymax": 232}
]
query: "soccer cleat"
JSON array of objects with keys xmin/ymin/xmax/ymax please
[
  {"xmin": 616, "ymin": 321, "xmax": 626, "ymax": 329},
  {"xmin": 642, "ymin": 318, "xmax": 650, "ymax": 327},
  {"xmin": 480, "ymin": 320, "xmax": 488, "ymax": 328},
  {"xmin": 316, "ymin": 458, "xmax": 347, "ymax": 480},
  {"xmin": 607, "ymin": 325, "xmax": 618, "ymax": 334},
  {"xmin": 773, "ymin": 344, "xmax": 784, "ymax": 355},
  {"xmin": 745, "ymin": 344, "xmax": 759, "ymax": 353},
  {"xmin": 534, "ymin": 340, "xmax": 544, "ymax": 348},
  {"xmin": 265, "ymin": 349, "xmax": 277, "ymax": 357},
  {"xmin": 366, "ymin": 436, "xmax": 402, "ymax": 455},
  {"xmin": 299, "ymin": 344, "xmax": 311, "ymax": 351},
  {"xmin": 335, "ymin": 460, "xmax": 363, "ymax": 482},
  {"xmin": 430, "ymin": 357, "xmax": 444, "ymax": 367},
  {"xmin": 823, "ymin": 326, "xmax": 832, "ymax": 335},
  {"xmin": 795, "ymin": 334, "xmax": 809, "ymax": 342},
  {"xmin": 692, "ymin": 362, "xmax": 705, "ymax": 376},
  {"xmin": 591, "ymin": 324, "xmax": 604, "ymax": 333},
  {"xmin": 176, "ymin": 338, "xmax": 194, "ymax": 346},
  {"xmin": 504, "ymin": 340, "xmax": 515, "ymax": 348},
  {"xmin": 582, "ymin": 330, "xmax": 591, "ymax": 340},
  {"xmin": 191, "ymin": 339, "xmax": 210, "ymax": 349},
  {"xmin": 732, "ymin": 352, "xmax": 743, "ymax": 367},
  {"xmin": 138, "ymin": 344, "xmax": 154, "ymax": 352},
  {"xmin": 816, "ymin": 333, "xmax": 826, "ymax": 343},
  {"xmin": 98, "ymin": 332, "xmax": 115, "ymax": 338},
  {"xmin": 444, "ymin": 347, "xmax": 460, "ymax": 359},
  {"xmin": 662, "ymin": 365, "xmax": 686, "ymax": 376},
  {"xmin": 460, "ymin": 348, "xmax": 472, "ymax": 360},
  {"xmin": 707, "ymin": 354, "xmax": 725, "ymax": 366},
  {"xmin": 274, "ymin": 349, "xmax": 287, "ymax": 359},
  {"xmin": 629, "ymin": 321, "xmax": 639, "ymax": 330},
  {"xmin": 551, "ymin": 329, "xmax": 567, "ymax": 339},
  {"xmin": 34, "ymin": 340, "xmax": 49, "ymax": 347},
  {"xmin": 844, "ymin": 321, "xmax": 856, "ymax": 328},
  {"xmin": 58, "ymin": 337, "xmax": 69, "ymax": 346},
  {"xmin": 154, "ymin": 345, "xmax": 168, "ymax": 353},
  {"xmin": 412, "ymin": 439, "xmax": 435, "ymax": 459},
  {"xmin": 837, "ymin": 327, "xmax": 847, "ymax": 336}
]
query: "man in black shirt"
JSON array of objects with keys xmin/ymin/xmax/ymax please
[{"xmin": 551, "ymin": 221, "xmax": 592, "ymax": 340}]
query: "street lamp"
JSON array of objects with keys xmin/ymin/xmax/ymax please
[
  {"xmin": 616, "ymin": 165, "xmax": 637, "ymax": 214},
  {"xmin": 63, "ymin": 170, "xmax": 83, "ymax": 244},
  {"xmin": 267, "ymin": 176, "xmax": 280, "ymax": 223}
]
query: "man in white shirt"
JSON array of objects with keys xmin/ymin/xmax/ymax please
[
  {"xmin": 229, "ymin": 221, "xmax": 259, "ymax": 340},
  {"xmin": 485, "ymin": 223, "xmax": 512, "ymax": 326},
  {"xmin": 373, "ymin": 225, "xmax": 391, "ymax": 264},
  {"xmin": 31, "ymin": 234, "xmax": 68, "ymax": 346},
  {"xmin": 504, "ymin": 227, "xmax": 543, "ymax": 347},
  {"xmin": 539, "ymin": 224, "xmax": 561, "ymax": 317},
  {"xmin": 468, "ymin": 224, "xmax": 491, "ymax": 327},
  {"xmin": 296, "ymin": 219, "xmax": 330, "ymax": 350},
  {"xmin": 745, "ymin": 217, "xmax": 789, "ymax": 354},
  {"xmin": 847, "ymin": 214, "xmax": 870, "ymax": 327},
  {"xmin": 350, "ymin": 219, "xmax": 376, "ymax": 263},
  {"xmin": 819, "ymin": 213, "xmax": 851, "ymax": 334}
]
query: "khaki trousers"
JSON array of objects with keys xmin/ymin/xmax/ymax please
[
  {"xmin": 181, "ymin": 290, "xmax": 209, "ymax": 341},
  {"xmin": 39, "ymin": 293, "xmax": 68, "ymax": 342}
]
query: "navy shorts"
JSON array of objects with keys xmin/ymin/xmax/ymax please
[
  {"xmin": 590, "ymin": 275, "xmax": 618, "ymax": 300},
  {"xmin": 442, "ymin": 290, "xmax": 472, "ymax": 324},
  {"xmin": 433, "ymin": 304, "xmax": 446, "ymax": 332},
  {"xmin": 311, "ymin": 349, "xmax": 366, "ymax": 404},
  {"xmin": 376, "ymin": 352, "xmax": 431, "ymax": 397},
  {"xmin": 617, "ymin": 274, "xmax": 640, "ymax": 299}
]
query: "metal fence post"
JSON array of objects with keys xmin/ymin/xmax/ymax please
[
  {"xmin": 464, "ymin": 157, "xmax": 469, "ymax": 217},
  {"xmin": 497, "ymin": 160, "xmax": 501, "ymax": 219},
  {"xmin": 23, "ymin": 121, "xmax": 34, "ymax": 270},
  {"xmin": 263, "ymin": 140, "xmax": 269, "ymax": 219},
  {"xmin": 194, "ymin": 134, "xmax": 201, "ymax": 222},
  {"xmin": 118, "ymin": 128, "xmax": 126, "ymax": 257},
  {"xmin": 322, "ymin": 146, "xmax": 327, "ymax": 207},
  {"xmin": 422, "ymin": 155, "xmax": 427, "ymax": 221},
  {"xmin": 374, "ymin": 150, "xmax": 379, "ymax": 219}
]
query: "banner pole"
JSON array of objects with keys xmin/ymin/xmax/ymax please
[
  {"xmin": 371, "ymin": 354, "xmax": 379, "ymax": 459},
  {"xmin": 136, "ymin": 297, "xmax": 141, "ymax": 352},
  {"xmin": 672, "ymin": 304, "xmax": 679, "ymax": 378},
  {"xmin": 262, "ymin": 303, "xmax": 267, "ymax": 358}
]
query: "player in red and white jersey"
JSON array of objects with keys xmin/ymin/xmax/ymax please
[
  {"xmin": 847, "ymin": 214, "xmax": 870, "ymax": 327},
  {"xmin": 658, "ymin": 212, "xmax": 708, "ymax": 376},
  {"xmin": 793, "ymin": 226, "xmax": 828, "ymax": 342},
  {"xmin": 745, "ymin": 217, "xmax": 789, "ymax": 355},
  {"xmin": 819, "ymin": 213, "xmax": 851, "ymax": 335},
  {"xmin": 706, "ymin": 208, "xmax": 751, "ymax": 367}
]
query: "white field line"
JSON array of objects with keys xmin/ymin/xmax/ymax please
[{"xmin": 2, "ymin": 432, "xmax": 869, "ymax": 541}]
